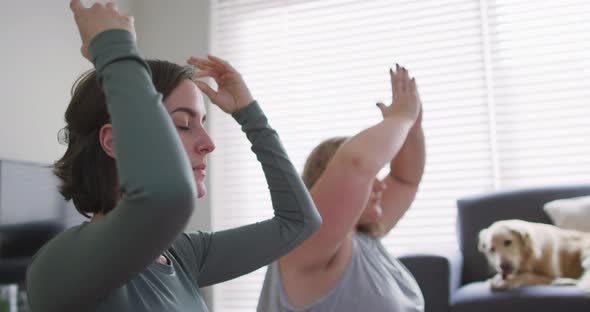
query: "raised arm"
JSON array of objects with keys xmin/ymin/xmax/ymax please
[
  {"xmin": 177, "ymin": 56, "xmax": 321, "ymax": 287},
  {"xmin": 26, "ymin": 3, "xmax": 195, "ymax": 311},
  {"xmin": 379, "ymin": 108, "xmax": 426, "ymax": 235},
  {"xmin": 283, "ymin": 65, "xmax": 422, "ymax": 269}
]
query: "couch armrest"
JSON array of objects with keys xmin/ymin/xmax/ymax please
[
  {"xmin": 399, "ymin": 250, "xmax": 463, "ymax": 312},
  {"xmin": 0, "ymin": 221, "xmax": 64, "ymax": 258}
]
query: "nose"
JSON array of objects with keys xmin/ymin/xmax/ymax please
[
  {"xmin": 194, "ymin": 129, "xmax": 215, "ymax": 155},
  {"xmin": 500, "ymin": 262, "xmax": 513, "ymax": 272}
]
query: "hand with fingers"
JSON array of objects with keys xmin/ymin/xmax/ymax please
[
  {"xmin": 187, "ymin": 55, "xmax": 254, "ymax": 114},
  {"xmin": 376, "ymin": 64, "xmax": 422, "ymax": 123},
  {"xmin": 69, "ymin": 0, "xmax": 136, "ymax": 60}
]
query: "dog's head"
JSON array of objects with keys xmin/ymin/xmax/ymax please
[{"xmin": 478, "ymin": 220, "xmax": 536, "ymax": 279}]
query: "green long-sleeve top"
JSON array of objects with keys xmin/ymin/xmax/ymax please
[{"xmin": 25, "ymin": 29, "xmax": 321, "ymax": 312}]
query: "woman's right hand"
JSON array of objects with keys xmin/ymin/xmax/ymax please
[
  {"xmin": 70, "ymin": 0, "xmax": 136, "ymax": 60},
  {"xmin": 376, "ymin": 64, "xmax": 421, "ymax": 122}
]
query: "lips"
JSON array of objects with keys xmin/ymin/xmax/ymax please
[
  {"xmin": 193, "ymin": 164, "xmax": 206, "ymax": 170},
  {"xmin": 192, "ymin": 164, "xmax": 207, "ymax": 178}
]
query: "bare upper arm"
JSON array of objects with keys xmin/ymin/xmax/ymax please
[
  {"xmin": 377, "ymin": 174, "xmax": 419, "ymax": 235},
  {"xmin": 282, "ymin": 154, "xmax": 374, "ymax": 270}
]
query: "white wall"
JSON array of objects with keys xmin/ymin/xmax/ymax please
[
  {"xmin": 0, "ymin": 0, "xmax": 128, "ymax": 164},
  {"xmin": 132, "ymin": 0, "xmax": 211, "ymax": 64}
]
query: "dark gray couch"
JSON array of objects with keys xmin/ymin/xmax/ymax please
[
  {"xmin": 0, "ymin": 159, "xmax": 68, "ymax": 285},
  {"xmin": 0, "ymin": 221, "xmax": 64, "ymax": 284},
  {"xmin": 399, "ymin": 185, "xmax": 590, "ymax": 312}
]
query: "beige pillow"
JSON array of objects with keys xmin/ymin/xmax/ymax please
[{"xmin": 544, "ymin": 195, "xmax": 590, "ymax": 232}]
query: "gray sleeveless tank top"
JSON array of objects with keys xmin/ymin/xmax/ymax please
[{"xmin": 257, "ymin": 233, "xmax": 424, "ymax": 311}]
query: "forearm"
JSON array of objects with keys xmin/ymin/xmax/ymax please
[
  {"xmin": 234, "ymin": 102, "xmax": 320, "ymax": 236},
  {"xmin": 338, "ymin": 115, "xmax": 414, "ymax": 178},
  {"xmin": 389, "ymin": 126, "xmax": 425, "ymax": 185},
  {"xmin": 195, "ymin": 102, "xmax": 321, "ymax": 286}
]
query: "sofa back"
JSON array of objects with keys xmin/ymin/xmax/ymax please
[{"xmin": 456, "ymin": 185, "xmax": 590, "ymax": 285}]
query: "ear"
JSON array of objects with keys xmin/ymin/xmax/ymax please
[
  {"xmin": 525, "ymin": 228, "xmax": 541, "ymax": 259},
  {"xmin": 478, "ymin": 228, "xmax": 488, "ymax": 252},
  {"xmin": 99, "ymin": 124, "xmax": 116, "ymax": 158},
  {"xmin": 509, "ymin": 223, "xmax": 540, "ymax": 259}
]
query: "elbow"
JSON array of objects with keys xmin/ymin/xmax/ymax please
[
  {"xmin": 391, "ymin": 174, "xmax": 422, "ymax": 187},
  {"xmin": 299, "ymin": 202, "xmax": 322, "ymax": 238},
  {"xmin": 165, "ymin": 181, "xmax": 196, "ymax": 219},
  {"xmin": 136, "ymin": 173, "xmax": 196, "ymax": 221},
  {"xmin": 338, "ymin": 152, "xmax": 378, "ymax": 181},
  {"xmin": 158, "ymin": 179, "xmax": 196, "ymax": 218},
  {"xmin": 308, "ymin": 208, "xmax": 322, "ymax": 234}
]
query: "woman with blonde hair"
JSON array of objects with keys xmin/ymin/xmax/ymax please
[{"xmin": 258, "ymin": 65, "xmax": 426, "ymax": 311}]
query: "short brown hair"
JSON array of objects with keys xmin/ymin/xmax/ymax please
[{"xmin": 54, "ymin": 60, "xmax": 194, "ymax": 218}]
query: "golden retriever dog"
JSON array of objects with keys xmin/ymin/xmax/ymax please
[{"xmin": 478, "ymin": 219, "xmax": 590, "ymax": 292}]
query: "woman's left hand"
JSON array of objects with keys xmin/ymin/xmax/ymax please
[{"xmin": 187, "ymin": 55, "xmax": 253, "ymax": 114}]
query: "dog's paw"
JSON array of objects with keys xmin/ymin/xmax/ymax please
[
  {"xmin": 489, "ymin": 274, "xmax": 510, "ymax": 290},
  {"xmin": 552, "ymin": 278, "xmax": 578, "ymax": 286},
  {"xmin": 489, "ymin": 273, "xmax": 529, "ymax": 290},
  {"xmin": 576, "ymin": 276, "xmax": 590, "ymax": 295}
]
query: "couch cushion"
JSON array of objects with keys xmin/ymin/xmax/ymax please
[
  {"xmin": 451, "ymin": 281, "xmax": 590, "ymax": 312},
  {"xmin": 544, "ymin": 195, "xmax": 590, "ymax": 232}
]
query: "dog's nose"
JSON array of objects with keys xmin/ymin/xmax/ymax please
[{"xmin": 500, "ymin": 262, "xmax": 513, "ymax": 272}]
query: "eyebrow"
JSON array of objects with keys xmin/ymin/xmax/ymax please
[
  {"xmin": 171, "ymin": 107, "xmax": 196, "ymax": 117},
  {"xmin": 171, "ymin": 107, "xmax": 207, "ymax": 122}
]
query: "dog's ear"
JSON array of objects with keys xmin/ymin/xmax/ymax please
[
  {"xmin": 478, "ymin": 228, "xmax": 489, "ymax": 252},
  {"xmin": 508, "ymin": 223, "xmax": 541, "ymax": 259}
]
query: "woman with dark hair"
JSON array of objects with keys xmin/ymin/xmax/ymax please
[
  {"xmin": 25, "ymin": 2, "xmax": 320, "ymax": 311},
  {"xmin": 258, "ymin": 64, "xmax": 426, "ymax": 311}
]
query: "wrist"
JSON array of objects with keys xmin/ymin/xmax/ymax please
[
  {"xmin": 238, "ymin": 96, "xmax": 254, "ymax": 110},
  {"xmin": 408, "ymin": 125, "xmax": 423, "ymax": 136}
]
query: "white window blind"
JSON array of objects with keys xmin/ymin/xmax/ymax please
[
  {"xmin": 209, "ymin": 0, "xmax": 590, "ymax": 311},
  {"xmin": 487, "ymin": 0, "xmax": 590, "ymax": 188}
]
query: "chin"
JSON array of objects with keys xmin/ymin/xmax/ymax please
[{"xmin": 196, "ymin": 181, "xmax": 207, "ymax": 198}]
